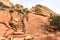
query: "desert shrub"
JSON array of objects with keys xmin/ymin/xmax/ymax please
[
  {"xmin": 49, "ymin": 14, "xmax": 60, "ymax": 31},
  {"xmin": 15, "ymin": 9, "xmax": 22, "ymax": 13},
  {"xmin": 15, "ymin": 8, "xmax": 29, "ymax": 15},
  {"xmin": 0, "ymin": 2, "xmax": 10, "ymax": 8}
]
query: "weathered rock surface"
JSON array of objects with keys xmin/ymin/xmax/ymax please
[{"xmin": 0, "ymin": 0, "xmax": 60, "ymax": 40}]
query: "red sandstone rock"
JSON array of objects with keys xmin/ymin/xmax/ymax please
[
  {"xmin": 24, "ymin": 13, "xmax": 49, "ymax": 35},
  {"xmin": 11, "ymin": 11, "xmax": 18, "ymax": 18},
  {"xmin": 0, "ymin": 2, "xmax": 60, "ymax": 40},
  {"xmin": 0, "ymin": 9, "xmax": 11, "ymax": 23}
]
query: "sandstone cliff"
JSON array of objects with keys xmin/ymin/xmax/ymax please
[{"xmin": 0, "ymin": 0, "xmax": 60, "ymax": 40}]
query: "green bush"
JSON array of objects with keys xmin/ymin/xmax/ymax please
[{"xmin": 49, "ymin": 15, "xmax": 60, "ymax": 31}]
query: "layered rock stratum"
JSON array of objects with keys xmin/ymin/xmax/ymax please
[{"xmin": 0, "ymin": 0, "xmax": 60, "ymax": 40}]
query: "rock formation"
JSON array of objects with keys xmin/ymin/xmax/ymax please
[{"xmin": 0, "ymin": 0, "xmax": 60, "ymax": 40}]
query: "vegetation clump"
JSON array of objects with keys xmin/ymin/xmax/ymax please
[{"xmin": 49, "ymin": 14, "xmax": 60, "ymax": 31}]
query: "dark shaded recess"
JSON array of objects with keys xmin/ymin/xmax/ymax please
[
  {"xmin": 0, "ymin": 2, "xmax": 10, "ymax": 8},
  {"xmin": 17, "ymin": 18, "xmax": 25, "ymax": 33},
  {"xmin": 9, "ymin": 9, "xmax": 14, "ymax": 13},
  {"xmin": 9, "ymin": 23, "xmax": 17, "ymax": 31}
]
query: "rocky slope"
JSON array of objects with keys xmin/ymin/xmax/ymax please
[{"xmin": 0, "ymin": 0, "xmax": 60, "ymax": 40}]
